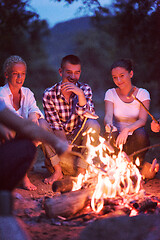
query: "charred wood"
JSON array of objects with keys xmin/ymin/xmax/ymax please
[
  {"xmin": 52, "ymin": 176, "xmax": 75, "ymax": 193},
  {"xmin": 44, "ymin": 187, "xmax": 94, "ymax": 218}
]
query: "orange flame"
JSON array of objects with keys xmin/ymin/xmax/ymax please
[{"xmin": 72, "ymin": 128, "xmax": 142, "ymax": 213}]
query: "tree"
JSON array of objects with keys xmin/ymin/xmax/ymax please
[
  {"xmin": 0, "ymin": 0, "xmax": 37, "ymax": 56},
  {"xmin": 95, "ymin": 0, "xmax": 160, "ymax": 107},
  {"xmin": 54, "ymin": 0, "xmax": 160, "ymax": 108},
  {"xmin": 0, "ymin": 0, "xmax": 57, "ymax": 91}
]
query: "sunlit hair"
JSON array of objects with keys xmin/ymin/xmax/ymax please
[
  {"xmin": 110, "ymin": 58, "xmax": 134, "ymax": 73},
  {"xmin": 3, "ymin": 55, "xmax": 27, "ymax": 75},
  {"xmin": 61, "ymin": 54, "xmax": 81, "ymax": 68}
]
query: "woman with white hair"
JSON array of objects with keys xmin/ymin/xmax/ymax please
[{"xmin": 0, "ymin": 55, "xmax": 59, "ymax": 190}]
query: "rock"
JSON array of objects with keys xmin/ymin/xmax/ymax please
[{"xmin": 79, "ymin": 214, "xmax": 160, "ymax": 240}]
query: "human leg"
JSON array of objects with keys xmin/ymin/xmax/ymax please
[
  {"xmin": 22, "ymin": 173, "xmax": 37, "ymax": 191},
  {"xmin": 72, "ymin": 119, "xmax": 100, "ymax": 171},
  {"xmin": 81, "ymin": 119, "xmax": 100, "ymax": 147},
  {"xmin": 123, "ymin": 127, "xmax": 150, "ymax": 167},
  {"xmin": 38, "ymin": 119, "xmax": 64, "ymax": 184},
  {"xmin": 0, "ymin": 138, "xmax": 36, "ymax": 191}
]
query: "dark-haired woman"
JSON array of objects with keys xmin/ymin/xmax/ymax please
[{"xmin": 104, "ymin": 58, "xmax": 150, "ymax": 169}]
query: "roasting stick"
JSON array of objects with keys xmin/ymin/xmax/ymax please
[
  {"xmin": 129, "ymin": 143, "xmax": 160, "ymax": 159},
  {"xmin": 127, "ymin": 87, "xmax": 159, "ymax": 124},
  {"xmin": 71, "ymin": 110, "xmax": 99, "ymax": 145},
  {"xmin": 104, "ymin": 125, "xmax": 115, "ymax": 153}
]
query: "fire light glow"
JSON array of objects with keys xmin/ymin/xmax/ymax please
[{"xmin": 72, "ymin": 128, "xmax": 142, "ymax": 213}]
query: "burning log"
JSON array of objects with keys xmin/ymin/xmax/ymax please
[
  {"xmin": 98, "ymin": 209, "xmax": 127, "ymax": 220},
  {"xmin": 44, "ymin": 187, "xmax": 94, "ymax": 218},
  {"xmin": 52, "ymin": 176, "xmax": 76, "ymax": 193},
  {"xmin": 130, "ymin": 198, "xmax": 157, "ymax": 213}
]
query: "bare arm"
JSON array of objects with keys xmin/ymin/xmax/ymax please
[
  {"xmin": 116, "ymin": 99, "xmax": 150, "ymax": 146},
  {"xmin": 104, "ymin": 100, "xmax": 117, "ymax": 132},
  {"xmin": 0, "ymin": 123, "xmax": 16, "ymax": 141},
  {"xmin": 0, "ymin": 107, "xmax": 69, "ymax": 156},
  {"xmin": 28, "ymin": 112, "xmax": 40, "ymax": 125}
]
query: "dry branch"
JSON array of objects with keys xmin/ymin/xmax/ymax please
[{"xmin": 129, "ymin": 143, "xmax": 160, "ymax": 158}]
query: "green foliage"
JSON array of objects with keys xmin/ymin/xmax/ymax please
[
  {"xmin": 64, "ymin": 0, "xmax": 160, "ymax": 106},
  {"xmin": 0, "ymin": 0, "xmax": 57, "ymax": 95},
  {"xmin": 1, "ymin": 0, "xmax": 160, "ymax": 110},
  {"xmin": 75, "ymin": 28, "xmax": 116, "ymax": 90},
  {"xmin": 26, "ymin": 58, "xmax": 59, "ymax": 90},
  {"xmin": 95, "ymin": 0, "xmax": 160, "ymax": 84}
]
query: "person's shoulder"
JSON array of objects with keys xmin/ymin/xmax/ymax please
[
  {"xmin": 104, "ymin": 88, "xmax": 115, "ymax": 100},
  {"xmin": 78, "ymin": 82, "xmax": 90, "ymax": 88},
  {"xmin": 105, "ymin": 88, "xmax": 115, "ymax": 94},
  {"xmin": 138, "ymin": 88, "xmax": 150, "ymax": 94},
  {"xmin": 107, "ymin": 88, "xmax": 115, "ymax": 92},
  {"xmin": 78, "ymin": 82, "xmax": 93, "ymax": 93},
  {"xmin": 0, "ymin": 84, "xmax": 10, "ymax": 95},
  {"xmin": 0, "ymin": 84, "xmax": 5, "ymax": 93},
  {"xmin": 137, "ymin": 88, "xmax": 150, "ymax": 99},
  {"xmin": 43, "ymin": 83, "xmax": 59, "ymax": 98},
  {"xmin": 21, "ymin": 86, "xmax": 34, "ymax": 95}
]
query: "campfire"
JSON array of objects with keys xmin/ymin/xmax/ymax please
[{"xmin": 44, "ymin": 128, "xmax": 160, "ymax": 226}]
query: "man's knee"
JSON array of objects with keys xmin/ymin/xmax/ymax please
[{"xmin": 85, "ymin": 119, "xmax": 100, "ymax": 133}]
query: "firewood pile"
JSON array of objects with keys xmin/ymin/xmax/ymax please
[
  {"xmin": 44, "ymin": 174, "xmax": 160, "ymax": 227},
  {"xmin": 43, "ymin": 131, "xmax": 160, "ymax": 236}
]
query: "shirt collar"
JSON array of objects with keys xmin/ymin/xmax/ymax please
[{"xmin": 5, "ymin": 83, "xmax": 25, "ymax": 99}]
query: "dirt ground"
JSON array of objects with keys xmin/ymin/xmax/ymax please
[{"xmin": 12, "ymin": 144, "xmax": 160, "ymax": 240}]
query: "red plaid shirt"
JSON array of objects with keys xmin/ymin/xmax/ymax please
[{"xmin": 43, "ymin": 81, "xmax": 95, "ymax": 135}]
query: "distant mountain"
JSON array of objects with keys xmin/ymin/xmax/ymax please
[
  {"xmin": 52, "ymin": 16, "xmax": 93, "ymax": 34},
  {"xmin": 44, "ymin": 16, "xmax": 94, "ymax": 68}
]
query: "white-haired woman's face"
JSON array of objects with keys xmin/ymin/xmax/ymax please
[{"xmin": 5, "ymin": 63, "xmax": 26, "ymax": 90}]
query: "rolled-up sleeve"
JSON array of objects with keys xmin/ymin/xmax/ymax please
[
  {"xmin": 26, "ymin": 90, "xmax": 44, "ymax": 119},
  {"xmin": 75, "ymin": 84, "xmax": 95, "ymax": 117}
]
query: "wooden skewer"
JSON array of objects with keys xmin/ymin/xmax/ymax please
[
  {"xmin": 127, "ymin": 87, "xmax": 159, "ymax": 124},
  {"xmin": 71, "ymin": 110, "xmax": 99, "ymax": 145},
  {"xmin": 129, "ymin": 143, "xmax": 160, "ymax": 158}
]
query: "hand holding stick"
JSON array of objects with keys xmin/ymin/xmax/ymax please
[
  {"xmin": 71, "ymin": 110, "xmax": 99, "ymax": 145},
  {"xmin": 127, "ymin": 87, "xmax": 159, "ymax": 124}
]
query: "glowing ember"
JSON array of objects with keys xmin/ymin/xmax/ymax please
[
  {"xmin": 72, "ymin": 128, "xmax": 143, "ymax": 213},
  {"xmin": 135, "ymin": 157, "xmax": 140, "ymax": 167}
]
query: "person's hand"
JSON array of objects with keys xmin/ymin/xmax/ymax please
[
  {"xmin": 28, "ymin": 113, "xmax": 39, "ymax": 125},
  {"xmin": 54, "ymin": 138, "xmax": 70, "ymax": 156},
  {"xmin": 116, "ymin": 127, "xmax": 130, "ymax": 147},
  {"xmin": 151, "ymin": 120, "xmax": 160, "ymax": 133},
  {"xmin": 61, "ymin": 82, "xmax": 83, "ymax": 97},
  {"xmin": 83, "ymin": 110, "xmax": 99, "ymax": 119},
  {"xmin": 0, "ymin": 124, "xmax": 16, "ymax": 141},
  {"xmin": 105, "ymin": 124, "xmax": 117, "ymax": 133}
]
